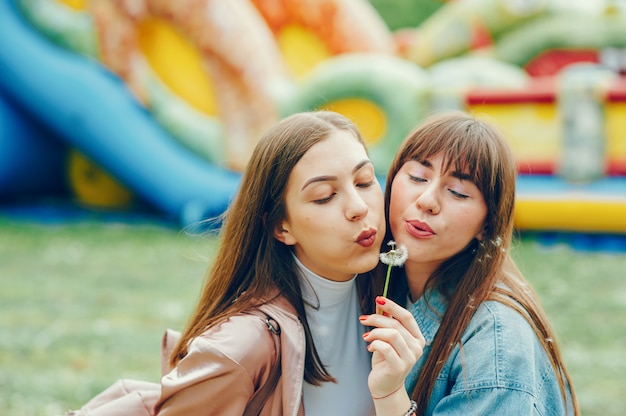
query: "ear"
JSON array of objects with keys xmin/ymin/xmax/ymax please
[
  {"xmin": 274, "ymin": 221, "xmax": 297, "ymax": 245},
  {"xmin": 475, "ymin": 224, "xmax": 487, "ymax": 241}
]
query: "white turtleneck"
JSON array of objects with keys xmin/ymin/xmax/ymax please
[{"xmin": 294, "ymin": 256, "xmax": 374, "ymax": 416}]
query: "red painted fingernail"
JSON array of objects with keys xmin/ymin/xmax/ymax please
[
  {"xmin": 359, "ymin": 315, "xmax": 367, "ymax": 321},
  {"xmin": 376, "ymin": 297, "xmax": 386, "ymax": 306},
  {"xmin": 362, "ymin": 332, "xmax": 370, "ymax": 338}
]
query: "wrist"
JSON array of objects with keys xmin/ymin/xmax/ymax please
[
  {"xmin": 372, "ymin": 385, "xmax": 414, "ymax": 416},
  {"xmin": 403, "ymin": 399, "xmax": 417, "ymax": 416},
  {"xmin": 372, "ymin": 384, "xmax": 403, "ymax": 400}
]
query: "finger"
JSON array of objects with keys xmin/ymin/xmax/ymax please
[
  {"xmin": 366, "ymin": 335, "xmax": 417, "ymax": 389},
  {"xmin": 361, "ymin": 299, "xmax": 425, "ymax": 350},
  {"xmin": 366, "ymin": 338, "xmax": 405, "ymax": 371},
  {"xmin": 374, "ymin": 297, "xmax": 424, "ymax": 343},
  {"xmin": 361, "ymin": 314, "xmax": 424, "ymax": 353},
  {"xmin": 364, "ymin": 327, "xmax": 423, "ymax": 363}
]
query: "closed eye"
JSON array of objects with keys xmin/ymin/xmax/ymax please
[
  {"xmin": 357, "ymin": 180, "xmax": 375, "ymax": 189},
  {"xmin": 408, "ymin": 174, "xmax": 427, "ymax": 183},
  {"xmin": 313, "ymin": 194, "xmax": 335, "ymax": 204},
  {"xmin": 449, "ymin": 189, "xmax": 469, "ymax": 199}
]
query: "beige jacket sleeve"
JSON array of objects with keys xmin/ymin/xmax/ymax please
[{"xmin": 155, "ymin": 314, "xmax": 277, "ymax": 415}]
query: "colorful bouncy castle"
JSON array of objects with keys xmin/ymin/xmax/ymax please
[{"xmin": 1, "ymin": 0, "xmax": 625, "ymax": 237}]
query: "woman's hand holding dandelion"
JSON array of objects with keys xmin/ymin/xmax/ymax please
[
  {"xmin": 360, "ymin": 297, "xmax": 424, "ymax": 414},
  {"xmin": 357, "ymin": 240, "xmax": 424, "ymax": 414}
]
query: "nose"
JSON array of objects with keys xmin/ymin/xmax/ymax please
[
  {"xmin": 416, "ymin": 183, "xmax": 440, "ymax": 215},
  {"xmin": 346, "ymin": 189, "xmax": 369, "ymax": 221}
]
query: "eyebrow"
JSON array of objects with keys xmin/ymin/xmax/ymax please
[
  {"xmin": 452, "ymin": 171, "xmax": 473, "ymax": 181},
  {"xmin": 301, "ymin": 159, "xmax": 373, "ymax": 190},
  {"xmin": 412, "ymin": 157, "xmax": 473, "ymax": 181}
]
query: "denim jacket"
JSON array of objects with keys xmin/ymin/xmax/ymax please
[{"xmin": 406, "ymin": 289, "xmax": 575, "ymax": 415}]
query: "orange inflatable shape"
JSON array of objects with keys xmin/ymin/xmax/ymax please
[
  {"xmin": 250, "ymin": 0, "xmax": 396, "ymax": 77},
  {"xmin": 89, "ymin": 0, "xmax": 291, "ymax": 171}
]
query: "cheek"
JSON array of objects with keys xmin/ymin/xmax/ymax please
[
  {"xmin": 457, "ymin": 206, "xmax": 487, "ymax": 237},
  {"xmin": 388, "ymin": 190, "xmax": 404, "ymax": 234},
  {"xmin": 368, "ymin": 192, "xmax": 385, "ymax": 220}
]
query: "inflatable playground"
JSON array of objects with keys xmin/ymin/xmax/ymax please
[{"xmin": 1, "ymin": 0, "xmax": 626, "ymax": 245}]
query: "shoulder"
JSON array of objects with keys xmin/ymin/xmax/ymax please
[
  {"xmin": 436, "ymin": 300, "xmax": 571, "ymax": 415},
  {"xmin": 195, "ymin": 312, "xmax": 278, "ymax": 365},
  {"xmin": 158, "ymin": 309, "xmax": 281, "ymax": 413},
  {"xmin": 448, "ymin": 299, "xmax": 551, "ymax": 392},
  {"xmin": 257, "ymin": 294, "xmax": 301, "ymax": 328},
  {"xmin": 463, "ymin": 299, "xmax": 545, "ymax": 360},
  {"xmin": 157, "ymin": 295, "xmax": 305, "ymax": 413},
  {"xmin": 193, "ymin": 295, "xmax": 300, "ymax": 366},
  {"xmin": 468, "ymin": 299, "xmax": 538, "ymax": 344}
]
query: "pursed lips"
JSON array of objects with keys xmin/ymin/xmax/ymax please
[
  {"xmin": 356, "ymin": 228, "xmax": 377, "ymax": 247},
  {"xmin": 406, "ymin": 219, "xmax": 435, "ymax": 238}
]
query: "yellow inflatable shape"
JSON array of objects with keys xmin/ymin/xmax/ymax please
[
  {"xmin": 515, "ymin": 198, "xmax": 626, "ymax": 233},
  {"xmin": 278, "ymin": 24, "xmax": 331, "ymax": 78},
  {"xmin": 606, "ymin": 102, "xmax": 626, "ymax": 160},
  {"xmin": 322, "ymin": 98, "xmax": 387, "ymax": 145},
  {"xmin": 58, "ymin": 0, "xmax": 85, "ymax": 11},
  {"xmin": 470, "ymin": 102, "xmax": 560, "ymax": 166},
  {"xmin": 138, "ymin": 18, "xmax": 218, "ymax": 116},
  {"xmin": 68, "ymin": 150, "xmax": 134, "ymax": 209}
]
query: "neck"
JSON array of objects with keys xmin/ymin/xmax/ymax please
[
  {"xmin": 294, "ymin": 255, "xmax": 356, "ymax": 307},
  {"xmin": 404, "ymin": 260, "xmax": 438, "ymax": 301}
]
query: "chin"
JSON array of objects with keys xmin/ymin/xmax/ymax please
[{"xmin": 362, "ymin": 254, "xmax": 382, "ymax": 273}]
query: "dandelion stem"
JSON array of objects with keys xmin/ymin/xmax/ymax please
[{"xmin": 382, "ymin": 265, "xmax": 392, "ymax": 298}]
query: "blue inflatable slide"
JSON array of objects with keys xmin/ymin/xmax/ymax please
[{"xmin": 0, "ymin": 0, "xmax": 240, "ymax": 225}]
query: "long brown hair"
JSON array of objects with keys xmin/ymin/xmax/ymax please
[
  {"xmin": 377, "ymin": 111, "xmax": 579, "ymax": 414},
  {"xmin": 170, "ymin": 111, "xmax": 368, "ymax": 386}
]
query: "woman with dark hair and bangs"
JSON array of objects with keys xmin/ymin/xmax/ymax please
[{"xmin": 365, "ymin": 111, "xmax": 579, "ymax": 415}]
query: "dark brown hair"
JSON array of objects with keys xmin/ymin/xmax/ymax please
[
  {"xmin": 376, "ymin": 111, "xmax": 579, "ymax": 415},
  {"xmin": 170, "ymin": 111, "xmax": 367, "ymax": 385}
]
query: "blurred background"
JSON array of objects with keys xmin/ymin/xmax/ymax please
[
  {"xmin": 1, "ymin": 0, "xmax": 625, "ymax": 414},
  {"xmin": 2, "ymin": 0, "xmax": 626, "ymax": 233}
]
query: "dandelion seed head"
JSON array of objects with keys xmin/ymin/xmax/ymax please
[{"xmin": 380, "ymin": 241, "xmax": 408, "ymax": 267}]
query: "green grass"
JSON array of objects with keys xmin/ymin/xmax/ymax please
[
  {"xmin": 1, "ymin": 218, "xmax": 625, "ymax": 415},
  {"xmin": 0, "ymin": 218, "xmax": 214, "ymax": 415}
]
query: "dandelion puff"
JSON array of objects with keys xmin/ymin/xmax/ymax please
[
  {"xmin": 379, "ymin": 240, "xmax": 408, "ymax": 267},
  {"xmin": 379, "ymin": 241, "xmax": 408, "ymax": 313}
]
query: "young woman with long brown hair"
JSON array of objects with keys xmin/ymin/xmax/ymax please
[
  {"xmin": 369, "ymin": 111, "xmax": 579, "ymax": 415},
  {"xmin": 69, "ymin": 110, "xmax": 424, "ymax": 416},
  {"xmin": 156, "ymin": 110, "xmax": 424, "ymax": 415}
]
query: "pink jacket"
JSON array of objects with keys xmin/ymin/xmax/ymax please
[
  {"xmin": 70, "ymin": 295, "xmax": 306, "ymax": 416},
  {"xmin": 157, "ymin": 295, "xmax": 306, "ymax": 415}
]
